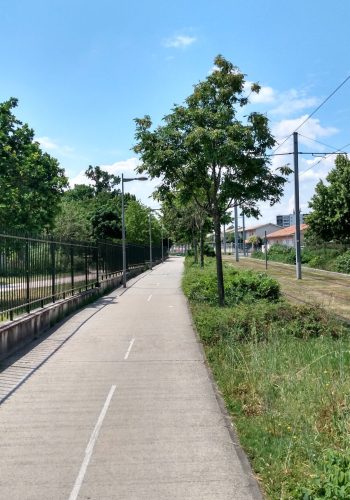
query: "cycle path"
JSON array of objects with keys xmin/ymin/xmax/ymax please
[{"xmin": 0, "ymin": 257, "xmax": 261, "ymax": 499}]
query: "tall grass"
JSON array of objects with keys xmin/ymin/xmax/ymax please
[{"xmin": 184, "ymin": 257, "xmax": 350, "ymax": 498}]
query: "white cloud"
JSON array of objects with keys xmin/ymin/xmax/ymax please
[
  {"xmin": 37, "ymin": 136, "xmax": 75, "ymax": 157},
  {"xmin": 37, "ymin": 136, "xmax": 59, "ymax": 150},
  {"xmin": 69, "ymin": 158, "xmax": 161, "ymax": 209},
  {"xmin": 270, "ymin": 89, "xmax": 319, "ymax": 116},
  {"xmin": 250, "ymin": 85, "xmax": 275, "ymax": 104},
  {"xmin": 164, "ymin": 35, "xmax": 196, "ymax": 49},
  {"xmin": 272, "ymin": 116, "xmax": 338, "ymax": 143},
  {"xmin": 244, "ymin": 81, "xmax": 276, "ymax": 104}
]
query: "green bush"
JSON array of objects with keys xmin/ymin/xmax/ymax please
[
  {"xmin": 334, "ymin": 251, "xmax": 350, "ymax": 274},
  {"xmin": 251, "ymin": 243, "xmax": 350, "ymax": 273},
  {"xmin": 301, "ymin": 450, "xmax": 350, "ymax": 499},
  {"xmin": 182, "ymin": 257, "xmax": 280, "ymax": 306},
  {"xmin": 192, "ymin": 301, "xmax": 346, "ymax": 346},
  {"xmin": 251, "ymin": 250, "xmax": 264, "ymax": 259},
  {"xmin": 225, "ymin": 270, "xmax": 280, "ymax": 305},
  {"xmin": 203, "ymin": 242, "xmax": 215, "ymax": 257},
  {"xmin": 268, "ymin": 243, "xmax": 296, "ymax": 264}
]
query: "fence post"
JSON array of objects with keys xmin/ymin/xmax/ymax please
[
  {"xmin": 25, "ymin": 236, "xmax": 30, "ymax": 313},
  {"xmin": 85, "ymin": 247, "xmax": 88, "ymax": 290},
  {"xmin": 51, "ymin": 238, "xmax": 56, "ymax": 302},
  {"xmin": 70, "ymin": 245, "xmax": 74, "ymax": 294},
  {"xmin": 96, "ymin": 243, "xmax": 99, "ymax": 287}
]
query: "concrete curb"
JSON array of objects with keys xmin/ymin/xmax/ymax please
[{"xmin": 185, "ymin": 298, "xmax": 264, "ymax": 499}]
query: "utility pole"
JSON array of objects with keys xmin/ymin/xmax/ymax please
[
  {"xmin": 121, "ymin": 174, "xmax": 126, "ymax": 287},
  {"xmin": 149, "ymin": 212, "xmax": 153, "ymax": 270},
  {"xmin": 234, "ymin": 204, "xmax": 239, "ymax": 262},
  {"xmin": 242, "ymin": 212, "xmax": 246, "ymax": 257},
  {"xmin": 293, "ymin": 132, "xmax": 302, "ymax": 279},
  {"xmin": 223, "ymin": 223, "xmax": 226, "ymax": 255}
]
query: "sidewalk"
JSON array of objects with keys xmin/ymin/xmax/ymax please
[{"xmin": 0, "ymin": 257, "xmax": 261, "ymax": 500}]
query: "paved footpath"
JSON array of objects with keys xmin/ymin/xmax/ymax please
[{"xmin": 0, "ymin": 257, "xmax": 261, "ymax": 500}]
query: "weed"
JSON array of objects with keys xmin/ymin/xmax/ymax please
[{"xmin": 184, "ymin": 256, "xmax": 350, "ymax": 498}]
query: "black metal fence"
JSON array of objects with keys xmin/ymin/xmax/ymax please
[{"xmin": 0, "ymin": 230, "xmax": 166, "ymax": 321}]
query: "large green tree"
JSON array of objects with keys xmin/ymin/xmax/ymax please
[
  {"xmin": 125, "ymin": 199, "xmax": 162, "ymax": 245},
  {"xmin": 85, "ymin": 165, "xmax": 120, "ymax": 195},
  {"xmin": 134, "ymin": 55, "xmax": 289, "ymax": 305},
  {"xmin": 162, "ymin": 194, "xmax": 212, "ymax": 267},
  {"xmin": 0, "ymin": 98, "xmax": 68, "ymax": 232},
  {"xmin": 307, "ymin": 155, "xmax": 350, "ymax": 242}
]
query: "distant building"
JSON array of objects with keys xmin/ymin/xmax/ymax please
[
  {"xmin": 266, "ymin": 224, "xmax": 309, "ymax": 248},
  {"xmin": 243, "ymin": 223, "xmax": 281, "ymax": 242},
  {"xmin": 226, "ymin": 223, "xmax": 281, "ymax": 242},
  {"xmin": 276, "ymin": 213, "xmax": 309, "ymax": 227}
]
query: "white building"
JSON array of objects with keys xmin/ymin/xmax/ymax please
[
  {"xmin": 276, "ymin": 213, "xmax": 309, "ymax": 228},
  {"xmin": 266, "ymin": 224, "xmax": 309, "ymax": 248}
]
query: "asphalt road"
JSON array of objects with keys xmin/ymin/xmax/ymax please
[{"xmin": 0, "ymin": 257, "xmax": 261, "ymax": 500}]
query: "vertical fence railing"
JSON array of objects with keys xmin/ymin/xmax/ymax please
[{"xmin": 0, "ymin": 229, "xmax": 168, "ymax": 322}]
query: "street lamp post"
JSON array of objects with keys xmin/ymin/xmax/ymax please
[
  {"xmin": 149, "ymin": 207, "xmax": 163, "ymax": 269},
  {"xmin": 149, "ymin": 211, "xmax": 153, "ymax": 270},
  {"xmin": 121, "ymin": 174, "xmax": 147, "ymax": 287}
]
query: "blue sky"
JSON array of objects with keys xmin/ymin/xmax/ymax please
[{"xmin": 1, "ymin": 0, "xmax": 350, "ymax": 225}]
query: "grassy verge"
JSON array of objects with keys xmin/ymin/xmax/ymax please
[
  {"xmin": 183, "ymin": 257, "xmax": 350, "ymax": 499},
  {"xmin": 251, "ymin": 244, "xmax": 350, "ymax": 274}
]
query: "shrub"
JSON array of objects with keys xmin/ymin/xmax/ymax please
[
  {"xmin": 251, "ymin": 250, "xmax": 264, "ymax": 259},
  {"xmin": 182, "ymin": 257, "xmax": 280, "ymax": 306},
  {"xmin": 301, "ymin": 450, "xmax": 350, "ymax": 499},
  {"xmin": 334, "ymin": 251, "xmax": 350, "ymax": 274},
  {"xmin": 203, "ymin": 242, "xmax": 215, "ymax": 257},
  {"xmin": 268, "ymin": 244, "xmax": 296, "ymax": 264},
  {"xmin": 225, "ymin": 270, "xmax": 280, "ymax": 305}
]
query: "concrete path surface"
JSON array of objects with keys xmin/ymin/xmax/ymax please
[{"xmin": 0, "ymin": 257, "xmax": 261, "ymax": 500}]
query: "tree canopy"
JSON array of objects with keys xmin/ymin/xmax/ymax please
[
  {"xmin": 0, "ymin": 98, "xmax": 68, "ymax": 232},
  {"xmin": 125, "ymin": 199, "xmax": 162, "ymax": 245},
  {"xmin": 85, "ymin": 165, "xmax": 120, "ymax": 195},
  {"xmin": 134, "ymin": 55, "xmax": 289, "ymax": 304},
  {"xmin": 307, "ymin": 154, "xmax": 350, "ymax": 242}
]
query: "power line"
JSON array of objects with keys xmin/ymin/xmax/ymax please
[
  {"xmin": 293, "ymin": 74, "xmax": 350, "ymax": 133},
  {"xmin": 299, "ymin": 141, "xmax": 350, "ymax": 177},
  {"xmin": 272, "ymin": 134, "xmax": 293, "ymax": 154},
  {"xmin": 271, "ymin": 73, "xmax": 350, "ymax": 154},
  {"xmin": 297, "ymin": 133, "xmax": 340, "ymax": 151}
]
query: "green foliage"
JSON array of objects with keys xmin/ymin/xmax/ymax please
[
  {"xmin": 90, "ymin": 203, "xmax": 122, "ymax": 240},
  {"xmin": 55, "ymin": 172, "xmax": 136, "ymax": 242},
  {"xmin": 251, "ymin": 249, "xmax": 264, "ymax": 259},
  {"xmin": 182, "ymin": 257, "xmax": 280, "ymax": 306},
  {"xmin": 192, "ymin": 299, "xmax": 345, "ymax": 346},
  {"xmin": 203, "ymin": 242, "xmax": 215, "ymax": 257},
  {"xmin": 269, "ymin": 244, "xmax": 296, "ymax": 264},
  {"xmin": 251, "ymin": 243, "xmax": 350, "ymax": 273},
  {"xmin": 0, "ymin": 98, "xmax": 68, "ymax": 232},
  {"xmin": 308, "ymin": 155, "xmax": 350, "ymax": 242},
  {"xmin": 53, "ymin": 198, "xmax": 91, "ymax": 240},
  {"xmin": 334, "ymin": 251, "xmax": 350, "ymax": 274},
  {"xmin": 301, "ymin": 450, "xmax": 350, "ymax": 499},
  {"xmin": 134, "ymin": 55, "xmax": 290, "ymax": 305},
  {"xmin": 183, "ymin": 259, "xmax": 350, "ymax": 498},
  {"xmin": 125, "ymin": 199, "xmax": 162, "ymax": 245},
  {"xmin": 85, "ymin": 165, "xmax": 120, "ymax": 195},
  {"xmin": 252, "ymin": 244, "xmax": 296, "ymax": 264},
  {"xmin": 248, "ymin": 235, "xmax": 262, "ymax": 247}
]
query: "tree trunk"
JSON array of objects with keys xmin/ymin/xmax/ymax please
[
  {"xmin": 213, "ymin": 212, "xmax": 225, "ymax": 306},
  {"xmin": 193, "ymin": 236, "xmax": 198, "ymax": 264},
  {"xmin": 200, "ymin": 227, "xmax": 204, "ymax": 268}
]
